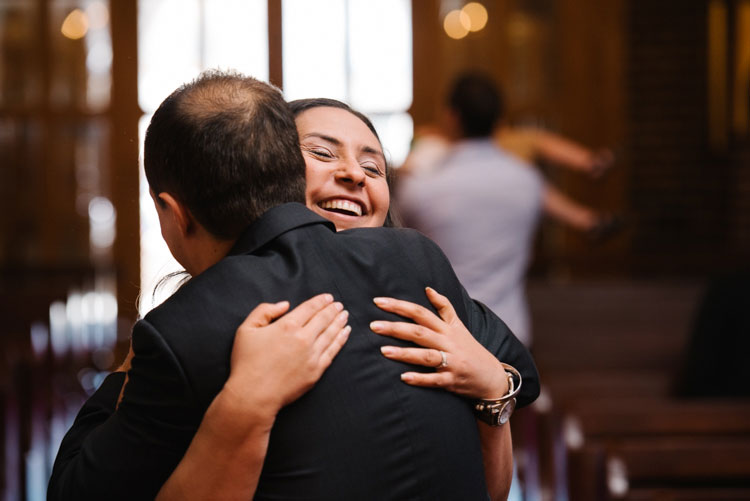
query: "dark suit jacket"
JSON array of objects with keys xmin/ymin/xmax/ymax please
[{"xmin": 48, "ymin": 203, "xmax": 539, "ymax": 500}]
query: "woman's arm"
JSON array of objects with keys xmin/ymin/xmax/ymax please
[
  {"xmin": 155, "ymin": 294, "xmax": 351, "ymax": 500},
  {"xmin": 498, "ymin": 126, "xmax": 614, "ymax": 178},
  {"xmin": 370, "ymin": 287, "xmax": 519, "ymax": 499},
  {"xmin": 479, "ymin": 422, "xmax": 514, "ymax": 501}
]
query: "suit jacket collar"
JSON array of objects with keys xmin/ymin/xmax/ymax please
[{"xmin": 227, "ymin": 203, "xmax": 336, "ymax": 256}]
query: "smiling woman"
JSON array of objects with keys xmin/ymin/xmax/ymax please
[{"xmin": 295, "ymin": 104, "xmax": 390, "ymax": 230}]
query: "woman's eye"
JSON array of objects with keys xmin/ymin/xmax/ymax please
[
  {"xmin": 305, "ymin": 147, "xmax": 333, "ymax": 159},
  {"xmin": 362, "ymin": 164, "xmax": 384, "ymax": 177}
]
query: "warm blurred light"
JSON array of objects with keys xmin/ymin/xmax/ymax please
[
  {"xmin": 732, "ymin": 2, "xmax": 750, "ymax": 135},
  {"xmin": 461, "ymin": 2, "xmax": 488, "ymax": 32},
  {"xmin": 61, "ymin": 9, "xmax": 89, "ymax": 40},
  {"xmin": 444, "ymin": 9, "xmax": 469, "ymax": 39},
  {"xmin": 86, "ymin": 1, "xmax": 110, "ymax": 30}
]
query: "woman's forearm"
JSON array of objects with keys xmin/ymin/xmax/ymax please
[
  {"xmin": 479, "ymin": 422, "xmax": 513, "ymax": 501},
  {"xmin": 156, "ymin": 385, "xmax": 276, "ymax": 501}
]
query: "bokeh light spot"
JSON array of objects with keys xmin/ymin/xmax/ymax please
[
  {"xmin": 61, "ymin": 9, "xmax": 89, "ymax": 40},
  {"xmin": 444, "ymin": 9, "xmax": 469, "ymax": 40},
  {"xmin": 462, "ymin": 2, "xmax": 488, "ymax": 32}
]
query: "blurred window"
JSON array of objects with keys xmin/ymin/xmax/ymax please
[
  {"xmin": 137, "ymin": 0, "xmax": 268, "ymax": 314},
  {"xmin": 138, "ymin": 1, "xmax": 412, "ymax": 314},
  {"xmin": 282, "ymin": 0, "xmax": 413, "ymax": 166}
]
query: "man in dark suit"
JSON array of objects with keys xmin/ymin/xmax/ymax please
[{"xmin": 48, "ymin": 71, "xmax": 538, "ymax": 500}]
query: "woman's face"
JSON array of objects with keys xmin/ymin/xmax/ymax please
[{"xmin": 297, "ymin": 106, "xmax": 390, "ymax": 230}]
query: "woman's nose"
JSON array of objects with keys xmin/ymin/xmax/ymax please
[{"xmin": 335, "ymin": 159, "xmax": 366, "ymax": 187}]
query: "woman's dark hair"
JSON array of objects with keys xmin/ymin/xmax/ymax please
[{"xmin": 288, "ymin": 98, "xmax": 400, "ymax": 228}]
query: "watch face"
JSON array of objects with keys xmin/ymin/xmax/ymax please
[{"xmin": 498, "ymin": 399, "xmax": 516, "ymax": 425}]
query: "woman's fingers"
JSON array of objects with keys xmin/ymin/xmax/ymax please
[
  {"xmin": 424, "ymin": 287, "xmax": 459, "ymax": 325},
  {"xmin": 380, "ymin": 345, "xmax": 444, "ymax": 368},
  {"xmin": 240, "ymin": 301, "xmax": 291, "ymax": 329},
  {"xmin": 311, "ymin": 309, "xmax": 349, "ymax": 353},
  {"xmin": 370, "ymin": 320, "xmax": 440, "ymax": 348},
  {"xmin": 281, "ymin": 293, "xmax": 335, "ymax": 328},
  {"xmin": 317, "ymin": 325, "xmax": 351, "ymax": 371},
  {"xmin": 400, "ymin": 371, "xmax": 451, "ymax": 388},
  {"xmin": 380, "ymin": 346, "xmax": 453, "ymax": 389},
  {"xmin": 372, "ymin": 296, "xmax": 444, "ymax": 332},
  {"xmin": 293, "ymin": 301, "xmax": 344, "ymax": 340}
]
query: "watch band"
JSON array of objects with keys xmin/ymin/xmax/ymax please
[{"xmin": 473, "ymin": 363, "xmax": 522, "ymax": 426}]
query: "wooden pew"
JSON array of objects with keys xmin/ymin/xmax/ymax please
[
  {"xmin": 566, "ymin": 436, "xmax": 750, "ymax": 500},
  {"xmin": 561, "ymin": 398, "xmax": 750, "ymax": 500},
  {"xmin": 567, "ymin": 397, "xmax": 750, "ymax": 439},
  {"xmin": 540, "ymin": 369, "xmax": 675, "ymax": 403},
  {"xmin": 625, "ymin": 487, "xmax": 750, "ymax": 500}
]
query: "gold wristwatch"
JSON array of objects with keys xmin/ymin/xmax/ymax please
[{"xmin": 474, "ymin": 363, "xmax": 522, "ymax": 426}]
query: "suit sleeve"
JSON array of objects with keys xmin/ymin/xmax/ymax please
[
  {"xmin": 47, "ymin": 320, "xmax": 198, "ymax": 501},
  {"xmin": 462, "ymin": 295, "xmax": 540, "ymax": 408},
  {"xmin": 48, "ymin": 371, "xmax": 125, "ymax": 492}
]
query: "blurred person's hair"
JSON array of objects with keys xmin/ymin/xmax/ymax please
[{"xmin": 447, "ymin": 72, "xmax": 503, "ymax": 138}]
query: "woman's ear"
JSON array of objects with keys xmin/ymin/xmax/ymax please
[{"xmin": 157, "ymin": 192, "xmax": 195, "ymax": 237}]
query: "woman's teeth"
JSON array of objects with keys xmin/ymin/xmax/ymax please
[{"xmin": 319, "ymin": 199, "xmax": 363, "ymax": 216}]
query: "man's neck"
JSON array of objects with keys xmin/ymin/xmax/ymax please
[{"xmin": 182, "ymin": 234, "xmax": 236, "ymax": 277}]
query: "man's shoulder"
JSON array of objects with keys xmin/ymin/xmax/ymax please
[
  {"xmin": 339, "ymin": 226, "xmax": 455, "ymax": 280},
  {"xmin": 339, "ymin": 225, "xmax": 439, "ymax": 252},
  {"xmin": 144, "ymin": 255, "xmax": 256, "ymax": 313}
]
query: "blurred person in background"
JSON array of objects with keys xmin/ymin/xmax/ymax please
[
  {"xmin": 398, "ymin": 72, "xmax": 545, "ymax": 347},
  {"xmin": 400, "ymin": 89, "xmax": 620, "ymax": 244}
]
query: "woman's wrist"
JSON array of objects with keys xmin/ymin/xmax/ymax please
[
  {"xmin": 211, "ymin": 381, "xmax": 278, "ymax": 438},
  {"xmin": 477, "ymin": 359, "xmax": 511, "ymax": 400}
]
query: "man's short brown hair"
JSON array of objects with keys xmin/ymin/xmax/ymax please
[{"xmin": 144, "ymin": 70, "xmax": 306, "ymax": 239}]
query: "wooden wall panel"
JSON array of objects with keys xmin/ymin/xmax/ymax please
[
  {"xmin": 543, "ymin": 0, "xmax": 629, "ymax": 276},
  {"xmin": 411, "ymin": 0, "xmax": 631, "ymax": 278},
  {"xmin": 109, "ymin": 0, "xmax": 141, "ymax": 326}
]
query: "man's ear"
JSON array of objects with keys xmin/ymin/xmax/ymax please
[{"xmin": 157, "ymin": 192, "xmax": 195, "ymax": 237}]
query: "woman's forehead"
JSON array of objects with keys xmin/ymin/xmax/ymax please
[{"xmin": 296, "ymin": 107, "xmax": 381, "ymax": 149}]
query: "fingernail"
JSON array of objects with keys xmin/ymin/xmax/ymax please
[
  {"xmin": 425, "ymin": 286, "xmax": 435, "ymax": 293},
  {"xmin": 324, "ymin": 293, "xmax": 334, "ymax": 302},
  {"xmin": 333, "ymin": 302, "xmax": 344, "ymax": 311},
  {"xmin": 341, "ymin": 325, "xmax": 351, "ymax": 338},
  {"xmin": 337, "ymin": 310, "xmax": 349, "ymax": 321},
  {"xmin": 401, "ymin": 373, "xmax": 413, "ymax": 382},
  {"xmin": 380, "ymin": 346, "xmax": 395, "ymax": 356},
  {"xmin": 370, "ymin": 321, "xmax": 384, "ymax": 332},
  {"xmin": 373, "ymin": 297, "xmax": 390, "ymax": 305}
]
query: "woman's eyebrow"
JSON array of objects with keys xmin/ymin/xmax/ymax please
[
  {"xmin": 301, "ymin": 132, "xmax": 341, "ymax": 146},
  {"xmin": 360, "ymin": 145, "xmax": 386, "ymax": 161}
]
